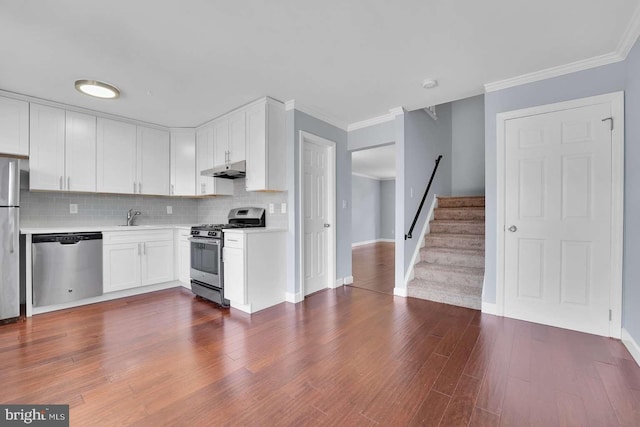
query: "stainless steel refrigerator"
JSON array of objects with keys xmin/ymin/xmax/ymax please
[{"xmin": 0, "ymin": 158, "xmax": 19, "ymax": 322}]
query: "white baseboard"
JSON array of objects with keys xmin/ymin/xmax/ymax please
[
  {"xmin": 393, "ymin": 287, "xmax": 407, "ymax": 297},
  {"xmin": 343, "ymin": 276, "xmax": 354, "ymax": 285},
  {"xmin": 332, "ymin": 278, "xmax": 344, "ymax": 289},
  {"xmin": 481, "ymin": 301, "xmax": 498, "ymax": 316},
  {"xmin": 285, "ymin": 291, "xmax": 303, "ymax": 303},
  {"xmin": 622, "ymin": 328, "xmax": 640, "ymax": 366},
  {"xmin": 352, "ymin": 239, "xmax": 395, "ymax": 247},
  {"xmin": 404, "ymin": 196, "xmax": 438, "ymax": 287}
]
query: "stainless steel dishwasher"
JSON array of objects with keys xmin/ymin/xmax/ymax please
[{"xmin": 32, "ymin": 232, "xmax": 103, "ymax": 307}]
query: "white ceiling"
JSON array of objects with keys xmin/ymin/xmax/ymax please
[
  {"xmin": 352, "ymin": 145, "xmax": 396, "ymax": 179},
  {"xmin": 1, "ymin": 1, "xmax": 638, "ymax": 127}
]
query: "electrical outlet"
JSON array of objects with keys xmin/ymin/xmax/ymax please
[
  {"xmin": 69, "ymin": 204, "xmax": 78, "ymax": 214},
  {"xmin": 281, "ymin": 202, "xmax": 287, "ymax": 214},
  {"xmin": 269, "ymin": 203, "xmax": 275, "ymax": 214},
  {"xmin": 166, "ymin": 206, "xmax": 173, "ymax": 215}
]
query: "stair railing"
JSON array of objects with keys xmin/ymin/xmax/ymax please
[{"xmin": 405, "ymin": 155, "xmax": 443, "ymax": 240}]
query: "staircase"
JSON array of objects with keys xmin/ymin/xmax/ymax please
[{"xmin": 407, "ymin": 196, "xmax": 485, "ymax": 310}]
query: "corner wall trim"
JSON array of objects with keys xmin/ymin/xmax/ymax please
[
  {"xmin": 352, "ymin": 238, "xmax": 395, "ymax": 247},
  {"xmin": 393, "ymin": 287, "xmax": 407, "ymax": 297},
  {"xmin": 285, "ymin": 292, "xmax": 303, "ymax": 304},
  {"xmin": 622, "ymin": 329, "xmax": 640, "ymax": 367},
  {"xmin": 481, "ymin": 301, "xmax": 498, "ymax": 316},
  {"xmin": 343, "ymin": 276, "xmax": 354, "ymax": 285}
]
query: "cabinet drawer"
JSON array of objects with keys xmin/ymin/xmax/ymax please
[
  {"xmin": 224, "ymin": 233, "xmax": 244, "ymax": 249},
  {"xmin": 103, "ymin": 229, "xmax": 173, "ymax": 244}
]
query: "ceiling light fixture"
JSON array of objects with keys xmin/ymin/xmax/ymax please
[
  {"xmin": 422, "ymin": 79, "xmax": 438, "ymax": 89},
  {"xmin": 74, "ymin": 79, "xmax": 120, "ymax": 99}
]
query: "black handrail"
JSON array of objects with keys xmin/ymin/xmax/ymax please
[{"xmin": 405, "ymin": 155, "xmax": 443, "ymax": 240}]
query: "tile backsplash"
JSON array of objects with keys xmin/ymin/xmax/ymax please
[{"xmin": 20, "ymin": 180, "xmax": 288, "ymax": 229}]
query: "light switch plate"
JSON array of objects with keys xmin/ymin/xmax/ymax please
[
  {"xmin": 281, "ymin": 202, "xmax": 287, "ymax": 214},
  {"xmin": 342, "ymin": 200, "xmax": 348, "ymax": 209},
  {"xmin": 166, "ymin": 206, "xmax": 173, "ymax": 214},
  {"xmin": 69, "ymin": 204, "xmax": 78, "ymax": 214},
  {"xmin": 269, "ymin": 203, "xmax": 275, "ymax": 214}
]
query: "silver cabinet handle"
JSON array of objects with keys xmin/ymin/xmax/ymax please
[
  {"xmin": 508, "ymin": 225, "xmax": 517, "ymax": 232},
  {"xmin": 133, "ymin": 182, "xmax": 137, "ymax": 193},
  {"xmin": 138, "ymin": 242, "xmax": 141, "ymax": 255},
  {"xmin": 67, "ymin": 176, "xmax": 70, "ymax": 191},
  {"xmin": 139, "ymin": 182, "xmax": 142, "ymax": 194},
  {"xmin": 143, "ymin": 242, "xmax": 146, "ymax": 255},
  {"xmin": 170, "ymin": 184, "xmax": 174, "ymax": 195},
  {"xmin": 324, "ymin": 223, "xmax": 331, "ymax": 228},
  {"xmin": 201, "ymin": 183, "xmax": 206, "ymax": 194},
  {"xmin": 60, "ymin": 176, "xmax": 63, "ymax": 190}
]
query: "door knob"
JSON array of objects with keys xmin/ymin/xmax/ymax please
[
  {"xmin": 508, "ymin": 225, "xmax": 517, "ymax": 232},
  {"xmin": 324, "ymin": 224, "xmax": 331, "ymax": 228}
]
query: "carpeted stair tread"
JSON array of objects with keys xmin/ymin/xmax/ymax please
[
  {"xmin": 407, "ymin": 279, "xmax": 482, "ymax": 310},
  {"xmin": 420, "ymin": 246, "xmax": 485, "ymax": 268},
  {"xmin": 437, "ymin": 196, "xmax": 485, "ymax": 208},
  {"xmin": 434, "ymin": 207, "xmax": 485, "ymax": 221}
]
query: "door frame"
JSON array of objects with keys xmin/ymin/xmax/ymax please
[
  {"xmin": 495, "ymin": 91, "xmax": 624, "ymax": 338},
  {"xmin": 298, "ymin": 130, "xmax": 337, "ymax": 297}
]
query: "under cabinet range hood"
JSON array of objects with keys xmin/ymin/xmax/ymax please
[{"xmin": 201, "ymin": 160, "xmax": 246, "ymax": 179}]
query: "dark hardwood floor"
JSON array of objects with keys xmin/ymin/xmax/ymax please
[
  {"xmin": 351, "ymin": 242, "xmax": 395, "ymax": 294},
  {"xmin": 1, "ymin": 286, "xmax": 639, "ymax": 426}
]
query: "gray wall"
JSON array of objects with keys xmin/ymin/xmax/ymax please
[
  {"xmin": 286, "ymin": 110, "xmax": 350, "ymax": 296},
  {"xmin": 380, "ymin": 179, "xmax": 395, "ymax": 240},
  {"xmin": 624, "ymin": 39, "xmax": 640, "ymax": 343},
  {"xmin": 402, "ymin": 106, "xmax": 453, "ymax": 277},
  {"xmin": 483, "ymin": 61, "xmax": 626, "ymax": 306},
  {"xmin": 452, "ymin": 95, "xmax": 485, "ymax": 196},
  {"xmin": 350, "ymin": 176, "xmax": 395, "ymax": 243},
  {"xmin": 351, "ymin": 175, "xmax": 381, "ymax": 244},
  {"xmin": 348, "ymin": 120, "xmax": 395, "ymax": 151}
]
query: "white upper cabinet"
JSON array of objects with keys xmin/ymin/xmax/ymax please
[
  {"xmin": 196, "ymin": 125, "xmax": 233, "ymax": 196},
  {"xmin": 65, "ymin": 111, "xmax": 97, "ymax": 192},
  {"xmin": 97, "ymin": 119, "xmax": 170, "ymax": 195},
  {"xmin": 213, "ymin": 110, "xmax": 246, "ymax": 167},
  {"xmin": 137, "ymin": 126, "xmax": 170, "ymax": 196},
  {"xmin": 0, "ymin": 96, "xmax": 29, "ymax": 157},
  {"xmin": 97, "ymin": 118, "xmax": 137, "ymax": 194},
  {"xmin": 29, "ymin": 104, "xmax": 66, "ymax": 191},
  {"xmin": 170, "ymin": 130, "xmax": 196, "ymax": 196},
  {"xmin": 245, "ymin": 99, "xmax": 285, "ymax": 191},
  {"xmin": 30, "ymin": 105, "xmax": 96, "ymax": 192}
]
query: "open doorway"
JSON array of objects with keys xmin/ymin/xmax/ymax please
[{"xmin": 350, "ymin": 144, "xmax": 395, "ymax": 294}]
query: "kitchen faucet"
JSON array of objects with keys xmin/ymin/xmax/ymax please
[{"xmin": 127, "ymin": 209, "xmax": 142, "ymax": 226}]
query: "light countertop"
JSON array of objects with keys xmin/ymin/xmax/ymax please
[
  {"xmin": 21, "ymin": 224, "xmax": 195, "ymax": 234},
  {"xmin": 223, "ymin": 228, "xmax": 288, "ymax": 234}
]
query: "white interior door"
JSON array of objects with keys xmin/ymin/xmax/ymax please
[
  {"xmin": 303, "ymin": 137, "xmax": 333, "ymax": 296},
  {"xmin": 503, "ymin": 101, "xmax": 616, "ymax": 337}
]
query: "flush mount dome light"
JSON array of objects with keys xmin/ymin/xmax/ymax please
[
  {"xmin": 422, "ymin": 79, "xmax": 438, "ymax": 89},
  {"xmin": 74, "ymin": 79, "xmax": 120, "ymax": 99}
]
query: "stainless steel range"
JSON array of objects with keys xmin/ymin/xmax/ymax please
[{"xmin": 189, "ymin": 207, "xmax": 265, "ymax": 306}]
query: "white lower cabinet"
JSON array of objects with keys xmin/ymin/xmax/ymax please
[
  {"xmin": 223, "ymin": 230, "xmax": 286, "ymax": 313},
  {"xmin": 103, "ymin": 230, "xmax": 174, "ymax": 293}
]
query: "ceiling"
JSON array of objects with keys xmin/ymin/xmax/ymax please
[
  {"xmin": 352, "ymin": 145, "xmax": 396, "ymax": 179},
  {"xmin": 1, "ymin": 1, "xmax": 638, "ymax": 127}
]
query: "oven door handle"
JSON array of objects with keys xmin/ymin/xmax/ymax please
[{"xmin": 188, "ymin": 237, "xmax": 221, "ymax": 245}]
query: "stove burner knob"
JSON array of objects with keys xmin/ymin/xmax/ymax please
[{"xmin": 208, "ymin": 231, "xmax": 216, "ymax": 236}]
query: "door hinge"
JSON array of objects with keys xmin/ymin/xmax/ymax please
[
  {"xmin": 602, "ymin": 117, "xmax": 613, "ymax": 131},
  {"xmin": 609, "ymin": 309, "xmax": 612, "ymax": 321}
]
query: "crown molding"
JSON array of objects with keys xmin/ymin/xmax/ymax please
[
  {"xmin": 388, "ymin": 106, "xmax": 405, "ymax": 116},
  {"xmin": 484, "ymin": 51, "xmax": 624, "ymax": 93},
  {"xmin": 347, "ymin": 113, "xmax": 395, "ymax": 132},
  {"xmin": 284, "ymin": 99, "xmax": 348, "ymax": 130},
  {"xmin": 618, "ymin": 1, "xmax": 640, "ymax": 58},
  {"xmin": 485, "ymin": 5, "xmax": 640, "ymax": 93}
]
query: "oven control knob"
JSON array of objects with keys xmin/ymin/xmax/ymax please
[{"xmin": 208, "ymin": 231, "xmax": 216, "ymax": 236}]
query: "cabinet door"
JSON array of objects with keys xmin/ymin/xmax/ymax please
[
  {"xmin": 245, "ymin": 102, "xmax": 267, "ymax": 191},
  {"xmin": 29, "ymin": 104, "xmax": 65, "ymax": 191},
  {"xmin": 97, "ymin": 118, "xmax": 137, "ymax": 194},
  {"xmin": 103, "ymin": 243, "xmax": 141, "ymax": 292},
  {"xmin": 178, "ymin": 235, "xmax": 191, "ymax": 285},
  {"xmin": 0, "ymin": 96, "xmax": 29, "ymax": 156},
  {"xmin": 228, "ymin": 110, "xmax": 245, "ymax": 163},
  {"xmin": 141, "ymin": 240, "xmax": 174, "ymax": 286},
  {"xmin": 65, "ymin": 111, "xmax": 96, "ymax": 192},
  {"xmin": 213, "ymin": 118, "xmax": 229, "ymax": 167},
  {"xmin": 196, "ymin": 126, "xmax": 214, "ymax": 195},
  {"xmin": 223, "ymin": 246, "xmax": 245, "ymax": 304},
  {"xmin": 137, "ymin": 126, "xmax": 170, "ymax": 195},
  {"xmin": 170, "ymin": 131, "xmax": 196, "ymax": 196}
]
